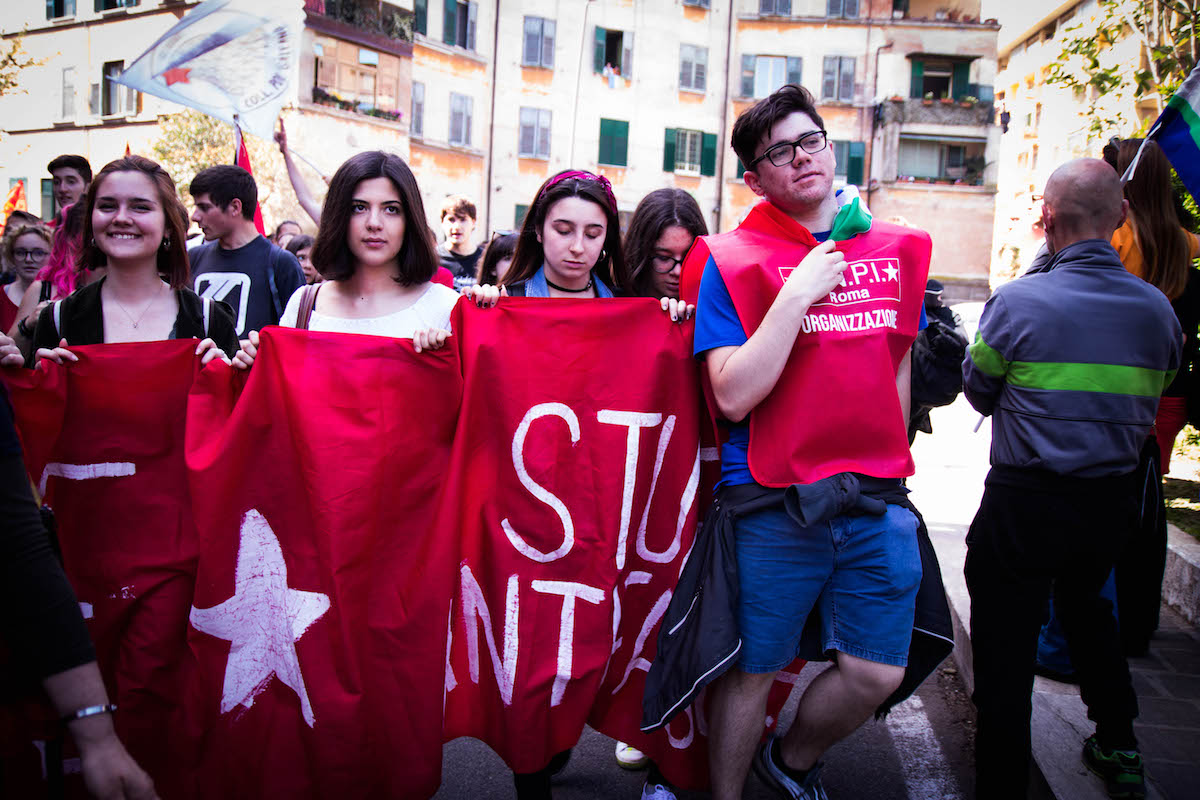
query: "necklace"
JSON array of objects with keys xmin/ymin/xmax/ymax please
[
  {"xmin": 545, "ymin": 274, "xmax": 594, "ymax": 294},
  {"xmin": 112, "ymin": 284, "xmax": 164, "ymax": 329}
]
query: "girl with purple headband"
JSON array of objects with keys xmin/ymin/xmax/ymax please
[{"xmin": 470, "ymin": 170, "xmax": 630, "ymax": 301}]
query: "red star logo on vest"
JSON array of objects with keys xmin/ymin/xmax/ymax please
[{"xmin": 163, "ymin": 67, "xmax": 192, "ymax": 86}]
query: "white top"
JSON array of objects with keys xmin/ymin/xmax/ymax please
[{"xmin": 279, "ymin": 282, "xmax": 459, "ymax": 337}]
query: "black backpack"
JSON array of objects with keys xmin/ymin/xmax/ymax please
[{"xmin": 911, "ymin": 313, "xmax": 968, "ymax": 409}]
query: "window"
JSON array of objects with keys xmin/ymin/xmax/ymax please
[
  {"xmin": 598, "ymin": 118, "xmax": 629, "ymax": 167},
  {"xmin": 677, "ymin": 130, "xmax": 702, "ymax": 174},
  {"xmin": 898, "ymin": 136, "xmax": 985, "ymax": 184},
  {"xmin": 910, "ymin": 58, "xmax": 970, "ymax": 100},
  {"xmin": 101, "ymin": 60, "xmax": 137, "ymax": 116},
  {"xmin": 40, "ymin": 179, "xmax": 55, "ymax": 221},
  {"xmin": 679, "ymin": 44, "xmax": 707, "ymax": 92},
  {"xmin": 827, "ymin": 0, "xmax": 859, "ymax": 18},
  {"xmin": 829, "ymin": 140, "xmax": 865, "ymax": 184},
  {"xmin": 683, "ymin": 0, "xmax": 710, "ymax": 6},
  {"xmin": 314, "ymin": 37, "xmax": 403, "ymax": 115},
  {"xmin": 593, "ymin": 27, "xmax": 633, "ymax": 78},
  {"xmin": 740, "ymin": 55, "xmax": 801, "ymax": 98},
  {"xmin": 759, "ymin": 0, "xmax": 791, "ymax": 15},
  {"xmin": 46, "ymin": 0, "xmax": 76, "ymax": 19},
  {"xmin": 60, "ymin": 67, "xmax": 76, "ymax": 120},
  {"xmin": 523, "ymin": 17, "xmax": 555, "ymax": 68},
  {"xmin": 515, "ymin": 204, "xmax": 529, "ymax": 228},
  {"xmin": 443, "ymin": 0, "xmax": 476, "ymax": 51},
  {"xmin": 411, "ymin": 82, "xmax": 424, "ymax": 136},
  {"xmin": 95, "ymin": 0, "xmax": 138, "ymax": 10},
  {"xmin": 518, "ymin": 107, "xmax": 551, "ymax": 158},
  {"xmin": 414, "ymin": 0, "xmax": 427, "ymax": 35},
  {"xmin": 822, "ymin": 56, "xmax": 854, "ymax": 102},
  {"xmin": 449, "ymin": 92, "xmax": 472, "ymax": 146},
  {"xmin": 663, "ymin": 129, "xmax": 717, "ymax": 176}
]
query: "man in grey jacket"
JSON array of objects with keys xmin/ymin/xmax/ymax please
[{"xmin": 962, "ymin": 159, "xmax": 1182, "ymax": 800}]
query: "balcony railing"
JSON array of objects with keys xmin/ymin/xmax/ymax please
[
  {"xmin": 880, "ymin": 97, "xmax": 995, "ymax": 127},
  {"xmin": 305, "ymin": 0, "xmax": 413, "ymax": 43}
]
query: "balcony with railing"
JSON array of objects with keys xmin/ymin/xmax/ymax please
[{"xmin": 304, "ymin": 0, "xmax": 414, "ymax": 51}]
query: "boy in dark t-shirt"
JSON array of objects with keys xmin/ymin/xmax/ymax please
[
  {"xmin": 436, "ymin": 194, "xmax": 482, "ymax": 291},
  {"xmin": 189, "ymin": 166, "xmax": 304, "ymax": 339}
]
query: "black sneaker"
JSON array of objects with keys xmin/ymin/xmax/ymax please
[
  {"xmin": 1082, "ymin": 735, "xmax": 1146, "ymax": 799},
  {"xmin": 752, "ymin": 735, "xmax": 829, "ymax": 800}
]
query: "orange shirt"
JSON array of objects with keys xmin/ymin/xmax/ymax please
[{"xmin": 1112, "ymin": 219, "xmax": 1200, "ymax": 281}]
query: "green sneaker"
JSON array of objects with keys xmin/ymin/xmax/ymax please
[{"xmin": 1082, "ymin": 735, "xmax": 1146, "ymax": 799}]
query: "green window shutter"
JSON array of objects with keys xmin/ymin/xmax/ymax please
[
  {"xmin": 594, "ymin": 27, "xmax": 606, "ymax": 73},
  {"xmin": 952, "ymin": 62, "xmax": 970, "ymax": 99},
  {"xmin": 663, "ymin": 128, "xmax": 677, "ymax": 172},
  {"xmin": 599, "ymin": 118, "xmax": 611, "ymax": 165},
  {"xmin": 910, "ymin": 59, "xmax": 923, "ymax": 98},
  {"xmin": 414, "ymin": 0, "xmax": 427, "ymax": 35},
  {"xmin": 443, "ymin": 0, "xmax": 457, "ymax": 45},
  {"xmin": 847, "ymin": 141, "xmax": 865, "ymax": 185},
  {"xmin": 736, "ymin": 158, "xmax": 746, "ymax": 179},
  {"xmin": 700, "ymin": 132, "xmax": 717, "ymax": 176},
  {"xmin": 613, "ymin": 119, "xmax": 629, "ymax": 166},
  {"xmin": 515, "ymin": 204, "xmax": 529, "ymax": 228}
]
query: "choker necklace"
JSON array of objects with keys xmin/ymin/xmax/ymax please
[{"xmin": 545, "ymin": 274, "xmax": 594, "ymax": 293}]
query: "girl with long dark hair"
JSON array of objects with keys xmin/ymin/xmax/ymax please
[
  {"xmin": 233, "ymin": 150, "xmax": 456, "ymax": 368},
  {"xmin": 32, "ymin": 155, "xmax": 237, "ymax": 367}
]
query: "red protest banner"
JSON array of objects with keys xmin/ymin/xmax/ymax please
[
  {"xmin": 180, "ymin": 328, "xmax": 463, "ymax": 799},
  {"xmin": 2, "ymin": 305, "xmax": 804, "ymax": 796},
  {"xmin": 3, "ymin": 340, "xmax": 204, "ymax": 796}
]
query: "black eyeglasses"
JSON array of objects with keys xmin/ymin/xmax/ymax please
[
  {"xmin": 651, "ymin": 253, "xmax": 685, "ymax": 274},
  {"xmin": 748, "ymin": 130, "xmax": 829, "ymax": 169},
  {"xmin": 13, "ymin": 248, "xmax": 49, "ymax": 261}
]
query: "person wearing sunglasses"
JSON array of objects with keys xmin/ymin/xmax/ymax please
[
  {"xmin": 669, "ymin": 84, "xmax": 934, "ymax": 800},
  {"xmin": 1, "ymin": 223, "xmax": 51, "ymax": 335}
]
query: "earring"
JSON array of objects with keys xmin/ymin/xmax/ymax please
[
  {"xmin": 601, "ymin": 248, "xmax": 607, "ymax": 260},
  {"xmin": 89, "ymin": 237, "xmax": 96, "ymax": 247},
  {"xmin": 161, "ymin": 237, "xmax": 171, "ymax": 250}
]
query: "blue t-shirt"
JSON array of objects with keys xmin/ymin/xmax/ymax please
[{"xmin": 693, "ymin": 235, "xmax": 927, "ymax": 489}]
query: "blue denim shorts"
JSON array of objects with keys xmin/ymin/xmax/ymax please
[{"xmin": 734, "ymin": 503, "xmax": 921, "ymax": 673}]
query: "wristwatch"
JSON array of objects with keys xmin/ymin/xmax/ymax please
[{"xmin": 16, "ymin": 317, "xmax": 33, "ymax": 338}]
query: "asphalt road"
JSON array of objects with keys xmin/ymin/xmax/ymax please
[{"xmin": 433, "ymin": 662, "xmax": 981, "ymax": 800}]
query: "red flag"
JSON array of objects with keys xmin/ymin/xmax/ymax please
[
  {"xmin": 181, "ymin": 329, "xmax": 462, "ymax": 798},
  {"xmin": 3, "ymin": 341, "xmax": 205, "ymax": 798},
  {"xmin": 233, "ymin": 123, "xmax": 266, "ymax": 236},
  {"xmin": 0, "ymin": 180, "xmax": 27, "ymax": 237},
  {"xmin": 440, "ymin": 301, "xmax": 802, "ymax": 789}
]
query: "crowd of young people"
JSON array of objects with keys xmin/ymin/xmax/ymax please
[{"xmin": 1, "ymin": 78, "xmax": 1191, "ymax": 800}]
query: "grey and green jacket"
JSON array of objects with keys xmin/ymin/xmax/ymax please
[{"xmin": 963, "ymin": 239, "xmax": 1183, "ymax": 477}]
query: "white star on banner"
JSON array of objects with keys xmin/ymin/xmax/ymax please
[
  {"xmin": 882, "ymin": 264, "xmax": 900, "ymax": 282},
  {"xmin": 190, "ymin": 509, "xmax": 330, "ymax": 728}
]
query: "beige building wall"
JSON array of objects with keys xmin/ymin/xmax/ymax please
[
  {"xmin": 990, "ymin": 0, "xmax": 1148, "ymax": 283},
  {"xmin": 0, "ymin": 1, "xmax": 198, "ymax": 220},
  {"xmin": 0, "ymin": 0, "xmax": 416, "ymax": 231},
  {"xmin": 409, "ymin": 1, "xmax": 493, "ymax": 239},
  {"xmin": 487, "ymin": 0, "xmax": 732, "ymax": 237}
]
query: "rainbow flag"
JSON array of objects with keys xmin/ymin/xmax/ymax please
[{"xmin": 1149, "ymin": 65, "xmax": 1200, "ymax": 202}]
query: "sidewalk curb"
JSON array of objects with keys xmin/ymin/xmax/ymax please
[
  {"xmin": 933, "ymin": 523, "xmax": 1184, "ymax": 800},
  {"xmin": 1164, "ymin": 523, "xmax": 1200, "ymax": 625}
]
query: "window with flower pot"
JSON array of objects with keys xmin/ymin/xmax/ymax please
[{"xmin": 312, "ymin": 37, "xmax": 403, "ymax": 121}]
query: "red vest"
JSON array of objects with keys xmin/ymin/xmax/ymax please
[{"xmin": 684, "ymin": 201, "xmax": 931, "ymax": 487}]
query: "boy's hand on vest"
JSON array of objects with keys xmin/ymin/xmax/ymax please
[{"xmin": 781, "ymin": 239, "xmax": 847, "ymax": 310}]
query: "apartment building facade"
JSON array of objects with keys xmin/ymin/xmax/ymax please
[
  {"xmin": 0, "ymin": 0, "xmax": 416, "ymax": 229},
  {"xmin": 2, "ymin": 0, "xmax": 1001, "ymax": 290},
  {"xmin": 990, "ymin": 0, "xmax": 1148, "ymax": 282}
]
